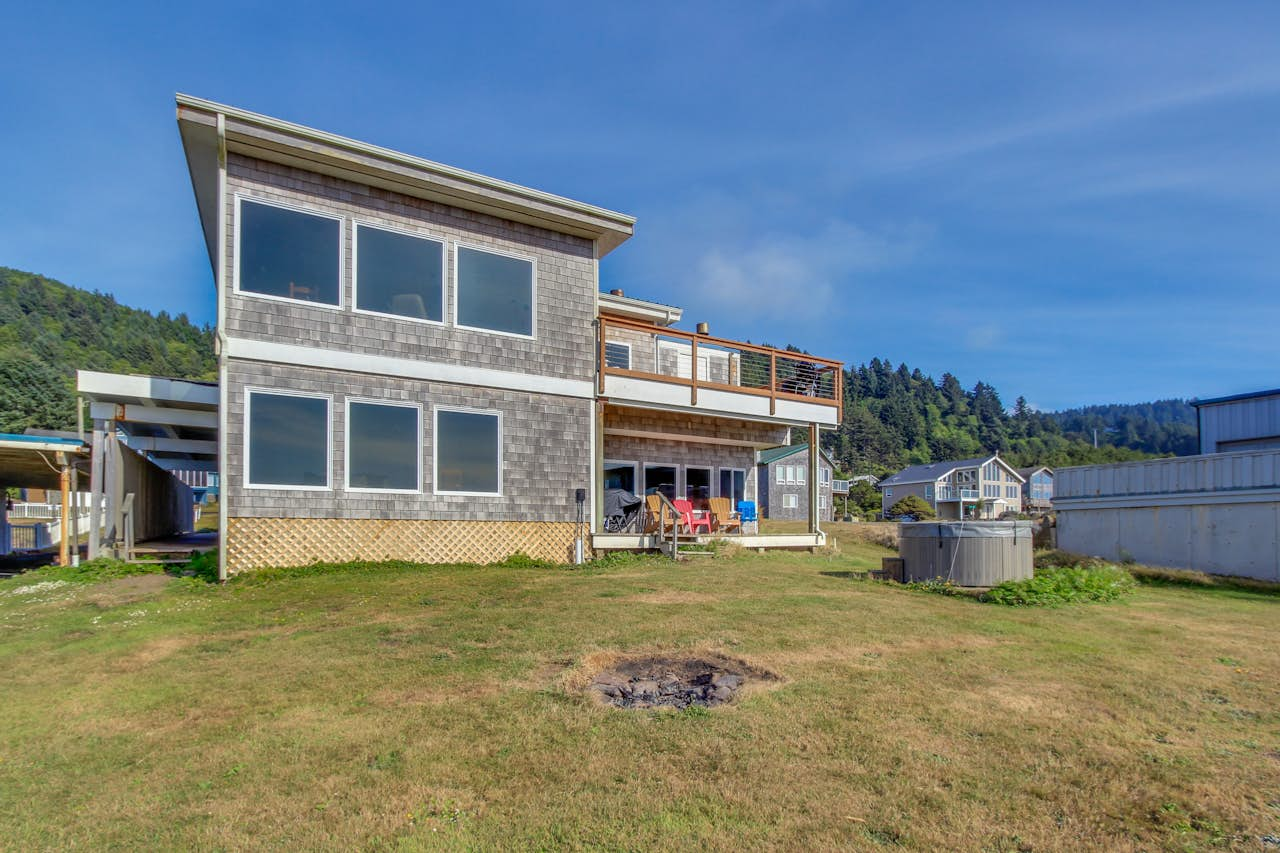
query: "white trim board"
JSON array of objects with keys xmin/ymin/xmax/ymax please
[
  {"xmin": 602, "ymin": 427, "xmax": 766, "ymax": 449},
  {"xmin": 225, "ymin": 337, "xmax": 594, "ymax": 399}
]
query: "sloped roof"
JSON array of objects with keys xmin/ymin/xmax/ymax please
[
  {"xmin": 880, "ymin": 454, "xmax": 1024, "ymax": 487},
  {"xmin": 756, "ymin": 443, "xmax": 836, "ymax": 469},
  {"xmin": 1016, "ymin": 465, "xmax": 1054, "ymax": 478}
]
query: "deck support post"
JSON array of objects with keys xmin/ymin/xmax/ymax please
[
  {"xmin": 808, "ymin": 423, "xmax": 820, "ymax": 535},
  {"xmin": 87, "ymin": 419, "xmax": 107, "ymax": 560},
  {"xmin": 57, "ymin": 452, "xmax": 71, "ymax": 566}
]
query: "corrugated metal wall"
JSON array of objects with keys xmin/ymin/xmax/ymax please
[
  {"xmin": 1056, "ymin": 450, "xmax": 1280, "ymax": 499},
  {"xmin": 1198, "ymin": 395, "xmax": 1280, "ymax": 453}
]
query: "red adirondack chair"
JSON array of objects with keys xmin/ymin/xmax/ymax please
[{"xmin": 673, "ymin": 499, "xmax": 712, "ymax": 534}]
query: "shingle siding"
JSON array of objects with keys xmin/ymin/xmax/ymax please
[
  {"xmin": 758, "ymin": 454, "xmax": 834, "ymax": 521},
  {"xmin": 225, "ymin": 360, "xmax": 591, "ymax": 522},
  {"xmin": 222, "ymin": 154, "xmax": 596, "ymax": 382}
]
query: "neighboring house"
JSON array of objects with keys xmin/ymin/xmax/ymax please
[
  {"xmin": 878, "ymin": 455, "xmax": 1025, "ymax": 519},
  {"xmin": 176, "ymin": 96, "xmax": 843, "ymax": 576},
  {"xmin": 755, "ymin": 444, "xmax": 837, "ymax": 522},
  {"xmin": 1193, "ymin": 388, "xmax": 1280, "ymax": 453},
  {"xmin": 1016, "ymin": 466, "xmax": 1053, "ymax": 514}
]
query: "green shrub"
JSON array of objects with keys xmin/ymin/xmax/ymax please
[
  {"xmin": 983, "ymin": 565, "xmax": 1136, "ymax": 606},
  {"xmin": 888, "ymin": 494, "xmax": 936, "ymax": 519},
  {"xmin": 185, "ymin": 550, "xmax": 220, "ymax": 583}
]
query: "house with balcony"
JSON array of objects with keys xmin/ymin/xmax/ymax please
[
  {"xmin": 176, "ymin": 95, "xmax": 842, "ymax": 577},
  {"xmin": 878, "ymin": 454, "xmax": 1024, "ymax": 520},
  {"xmin": 1016, "ymin": 465, "xmax": 1053, "ymax": 513}
]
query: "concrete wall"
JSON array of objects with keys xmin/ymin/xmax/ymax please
[
  {"xmin": 1055, "ymin": 450, "xmax": 1280, "ymax": 580},
  {"xmin": 1198, "ymin": 394, "xmax": 1280, "ymax": 454}
]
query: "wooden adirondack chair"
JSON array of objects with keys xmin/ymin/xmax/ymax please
[
  {"xmin": 708, "ymin": 496, "xmax": 742, "ymax": 534},
  {"xmin": 643, "ymin": 493, "xmax": 678, "ymax": 535}
]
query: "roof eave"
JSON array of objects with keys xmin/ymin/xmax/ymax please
[{"xmin": 176, "ymin": 94, "xmax": 636, "ymax": 265}]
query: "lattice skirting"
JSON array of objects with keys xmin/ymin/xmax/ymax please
[{"xmin": 226, "ymin": 517, "xmax": 588, "ymax": 573}]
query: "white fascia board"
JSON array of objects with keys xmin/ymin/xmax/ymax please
[
  {"xmin": 225, "ymin": 337, "xmax": 595, "ymax": 400},
  {"xmin": 88, "ymin": 402, "xmax": 219, "ymax": 429},
  {"xmin": 77, "ymin": 370, "xmax": 219, "ymax": 409},
  {"xmin": 598, "ymin": 293, "xmax": 683, "ymax": 326},
  {"xmin": 0, "ymin": 439, "xmax": 87, "ymax": 454}
]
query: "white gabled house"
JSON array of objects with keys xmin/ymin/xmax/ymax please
[{"xmin": 878, "ymin": 454, "xmax": 1024, "ymax": 520}]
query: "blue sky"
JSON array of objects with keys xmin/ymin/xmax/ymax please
[{"xmin": 3, "ymin": 2, "xmax": 1278, "ymax": 410}]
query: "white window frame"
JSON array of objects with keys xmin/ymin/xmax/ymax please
[
  {"xmin": 343, "ymin": 397, "xmax": 423, "ymax": 494},
  {"xmin": 884, "ymin": 488, "xmax": 893, "ymax": 498},
  {"xmin": 717, "ymin": 467, "xmax": 747, "ymax": 500},
  {"xmin": 603, "ymin": 341, "xmax": 632, "ymax": 370},
  {"xmin": 643, "ymin": 462, "xmax": 679, "ymax": 499},
  {"xmin": 820, "ymin": 467, "xmax": 831, "ymax": 486},
  {"xmin": 783, "ymin": 493, "xmax": 798, "ymax": 509},
  {"xmin": 351, "ymin": 221, "xmax": 447, "ymax": 326},
  {"xmin": 452, "ymin": 241, "xmax": 538, "ymax": 340},
  {"xmin": 243, "ymin": 387, "xmax": 333, "ymax": 491},
  {"xmin": 233, "ymin": 194, "xmax": 346, "ymax": 311},
  {"xmin": 924, "ymin": 484, "xmax": 933, "ymax": 500},
  {"xmin": 819, "ymin": 493, "xmax": 828, "ymax": 510},
  {"xmin": 432, "ymin": 405, "xmax": 503, "ymax": 497},
  {"xmin": 655, "ymin": 340, "xmax": 731, "ymax": 382},
  {"xmin": 603, "ymin": 459, "xmax": 639, "ymax": 492},
  {"xmin": 776, "ymin": 465, "xmax": 786, "ymax": 484},
  {"xmin": 797, "ymin": 466, "xmax": 806, "ymax": 485}
]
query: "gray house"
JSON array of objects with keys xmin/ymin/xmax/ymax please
[
  {"xmin": 878, "ymin": 454, "xmax": 1024, "ymax": 520},
  {"xmin": 755, "ymin": 444, "xmax": 836, "ymax": 522},
  {"xmin": 176, "ymin": 95, "xmax": 844, "ymax": 576},
  {"xmin": 1016, "ymin": 465, "xmax": 1053, "ymax": 514},
  {"xmin": 1193, "ymin": 388, "xmax": 1280, "ymax": 453}
]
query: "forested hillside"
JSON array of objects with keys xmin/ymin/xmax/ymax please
[
  {"xmin": 0, "ymin": 267, "xmax": 215, "ymax": 433},
  {"xmin": 823, "ymin": 358, "xmax": 1190, "ymax": 476}
]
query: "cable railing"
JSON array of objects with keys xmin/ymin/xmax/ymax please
[{"xmin": 598, "ymin": 315, "xmax": 842, "ymax": 418}]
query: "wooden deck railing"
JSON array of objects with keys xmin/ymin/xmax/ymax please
[{"xmin": 598, "ymin": 315, "xmax": 843, "ymax": 421}]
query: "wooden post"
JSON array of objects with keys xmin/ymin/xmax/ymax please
[
  {"xmin": 690, "ymin": 335, "xmax": 698, "ymax": 406},
  {"xmin": 596, "ymin": 317, "xmax": 607, "ymax": 394},
  {"xmin": 769, "ymin": 352, "xmax": 777, "ymax": 415},
  {"xmin": 808, "ymin": 424, "xmax": 820, "ymax": 535},
  {"xmin": 57, "ymin": 452, "xmax": 71, "ymax": 567}
]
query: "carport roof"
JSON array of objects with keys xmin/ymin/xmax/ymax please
[{"xmin": 0, "ymin": 433, "xmax": 87, "ymax": 490}]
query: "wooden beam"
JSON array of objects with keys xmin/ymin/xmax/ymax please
[
  {"xmin": 121, "ymin": 436, "xmax": 218, "ymax": 455},
  {"xmin": 58, "ymin": 452, "xmax": 70, "ymax": 567}
]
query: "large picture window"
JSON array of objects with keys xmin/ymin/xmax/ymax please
[
  {"xmin": 455, "ymin": 245, "xmax": 535, "ymax": 337},
  {"xmin": 246, "ymin": 390, "xmax": 330, "ymax": 488},
  {"xmin": 237, "ymin": 198, "xmax": 341, "ymax": 306},
  {"xmin": 435, "ymin": 408, "xmax": 501, "ymax": 495},
  {"xmin": 346, "ymin": 400, "xmax": 421, "ymax": 492},
  {"xmin": 354, "ymin": 224, "xmax": 445, "ymax": 323}
]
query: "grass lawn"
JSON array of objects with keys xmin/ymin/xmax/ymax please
[{"xmin": 2, "ymin": 538, "xmax": 1278, "ymax": 850}]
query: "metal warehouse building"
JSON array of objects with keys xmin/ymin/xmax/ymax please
[{"xmin": 1055, "ymin": 387, "xmax": 1280, "ymax": 581}]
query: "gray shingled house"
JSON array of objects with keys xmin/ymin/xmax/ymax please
[
  {"xmin": 1016, "ymin": 465, "xmax": 1054, "ymax": 513},
  {"xmin": 176, "ymin": 96, "xmax": 844, "ymax": 576},
  {"xmin": 755, "ymin": 444, "xmax": 837, "ymax": 522},
  {"xmin": 878, "ymin": 454, "xmax": 1024, "ymax": 520}
]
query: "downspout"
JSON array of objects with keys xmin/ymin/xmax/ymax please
[{"xmin": 215, "ymin": 111, "xmax": 230, "ymax": 582}]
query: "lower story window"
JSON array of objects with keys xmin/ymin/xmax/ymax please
[
  {"xmin": 644, "ymin": 464, "xmax": 678, "ymax": 502},
  {"xmin": 347, "ymin": 400, "xmax": 421, "ymax": 492},
  {"xmin": 718, "ymin": 468, "xmax": 746, "ymax": 504},
  {"xmin": 246, "ymin": 390, "xmax": 330, "ymax": 488},
  {"xmin": 435, "ymin": 408, "xmax": 501, "ymax": 495},
  {"xmin": 783, "ymin": 493, "xmax": 798, "ymax": 509}
]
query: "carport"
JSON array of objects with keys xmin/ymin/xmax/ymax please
[
  {"xmin": 77, "ymin": 371, "xmax": 218, "ymax": 560},
  {"xmin": 0, "ymin": 433, "xmax": 88, "ymax": 566}
]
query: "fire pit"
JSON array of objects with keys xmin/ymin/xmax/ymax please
[{"xmin": 587, "ymin": 654, "xmax": 775, "ymax": 709}]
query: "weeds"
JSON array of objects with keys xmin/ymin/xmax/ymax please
[
  {"xmin": 983, "ymin": 565, "xmax": 1136, "ymax": 606},
  {"xmin": 1, "ymin": 557, "xmax": 163, "ymax": 587}
]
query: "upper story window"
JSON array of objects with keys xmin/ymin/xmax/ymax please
[
  {"xmin": 604, "ymin": 342, "xmax": 631, "ymax": 370},
  {"xmin": 820, "ymin": 468, "xmax": 831, "ymax": 486},
  {"xmin": 245, "ymin": 389, "xmax": 331, "ymax": 489},
  {"xmin": 237, "ymin": 198, "xmax": 342, "ymax": 307},
  {"xmin": 354, "ymin": 223, "xmax": 445, "ymax": 323},
  {"xmin": 454, "ymin": 244, "xmax": 535, "ymax": 338}
]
